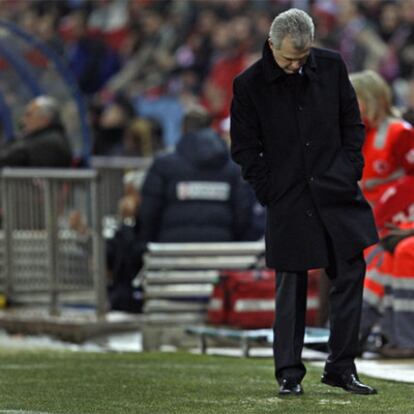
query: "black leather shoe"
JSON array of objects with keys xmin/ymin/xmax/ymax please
[
  {"xmin": 321, "ymin": 372, "xmax": 377, "ymax": 395},
  {"xmin": 278, "ymin": 379, "xmax": 304, "ymax": 396}
]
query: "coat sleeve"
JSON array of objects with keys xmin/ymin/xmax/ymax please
[
  {"xmin": 338, "ymin": 57, "xmax": 366, "ymax": 180},
  {"xmin": 229, "ymin": 169, "xmax": 254, "ymax": 240},
  {"xmin": 230, "ymin": 77, "xmax": 270, "ymax": 205},
  {"xmin": 139, "ymin": 160, "xmax": 165, "ymax": 243}
]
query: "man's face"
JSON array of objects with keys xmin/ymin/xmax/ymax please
[
  {"xmin": 22, "ymin": 101, "xmax": 50, "ymax": 135},
  {"xmin": 269, "ymin": 35, "xmax": 311, "ymax": 74}
]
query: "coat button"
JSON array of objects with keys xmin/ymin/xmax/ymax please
[
  {"xmin": 298, "ymin": 105, "xmax": 303, "ymax": 111},
  {"xmin": 309, "ymin": 176, "xmax": 314, "ymax": 182},
  {"xmin": 306, "ymin": 209, "xmax": 313, "ymax": 217},
  {"xmin": 305, "ymin": 141, "xmax": 311, "ymax": 147}
]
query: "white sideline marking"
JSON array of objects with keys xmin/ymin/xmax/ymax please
[
  {"xmin": 319, "ymin": 400, "xmax": 351, "ymax": 405},
  {"xmin": 2, "ymin": 364, "xmax": 53, "ymax": 370},
  {"xmin": 0, "ymin": 411, "xmax": 53, "ymax": 414}
]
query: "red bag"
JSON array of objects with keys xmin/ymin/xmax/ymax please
[
  {"xmin": 207, "ymin": 269, "xmax": 275, "ymax": 329},
  {"xmin": 207, "ymin": 269, "xmax": 321, "ymax": 329},
  {"xmin": 306, "ymin": 269, "xmax": 321, "ymax": 326}
]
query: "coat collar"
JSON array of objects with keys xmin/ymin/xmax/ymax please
[{"xmin": 261, "ymin": 40, "xmax": 319, "ymax": 83}]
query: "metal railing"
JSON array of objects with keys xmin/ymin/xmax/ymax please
[
  {"xmin": 0, "ymin": 168, "xmax": 106, "ymax": 317},
  {"xmin": 90, "ymin": 156, "xmax": 152, "ymax": 218}
]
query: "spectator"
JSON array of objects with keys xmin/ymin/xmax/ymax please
[
  {"xmin": 37, "ymin": 12, "xmax": 66, "ymax": 56},
  {"xmin": 395, "ymin": 0, "xmax": 414, "ymax": 80},
  {"xmin": 350, "ymin": 69, "xmax": 414, "ymax": 207},
  {"xmin": 104, "ymin": 8, "xmax": 178, "ymax": 96},
  {"xmin": 202, "ymin": 16, "xmax": 257, "ymax": 127},
  {"xmin": 92, "ymin": 93, "xmax": 136, "ymax": 156},
  {"xmin": 321, "ymin": 0, "xmax": 388, "ymax": 73},
  {"xmin": 121, "ymin": 118, "xmax": 163, "ymax": 157},
  {"xmin": 0, "ymin": 95, "xmax": 72, "ymax": 167},
  {"xmin": 139, "ymin": 105, "xmax": 252, "ymax": 243},
  {"xmin": 64, "ymin": 10, "xmax": 121, "ymax": 95},
  {"xmin": 107, "ymin": 170, "xmax": 146, "ymax": 313},
  {"xmin": 86, "ymin": 0, "xmax": 130, "ymax": 51}
]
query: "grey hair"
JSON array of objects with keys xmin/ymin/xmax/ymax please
[
  {"xmin": 269, "ymin": 8, "xmax": 314, "ymax": 50},
  {"xmin": 33, "ymin": 95, "xmax": 61, "ymax": 125}
]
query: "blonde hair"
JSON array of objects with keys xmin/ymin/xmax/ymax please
[{"xmin": 349, "ymin": 70, "xmax": 398, "ymax": 126}]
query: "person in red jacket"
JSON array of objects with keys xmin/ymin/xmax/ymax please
[
  {"xmin": 350, "ymin": 72, "xmax": 414, "ymax": 355},
  {"xmin": 360, "ymin": 176, "xmax": 414, "ymax": 357},
  {"xmin": 350, "ymin": 70, "xmax": 414, "ymax": 207}
]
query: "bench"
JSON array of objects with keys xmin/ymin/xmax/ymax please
[
  {"xmin": 185, "ymin": 325, "xmax": 330, "ymax": 357},
  {"xmin": 139, "ymin": 241, "xmax": 324, "ymax": 351},
  {"xmin": 139, "ymin": 241, "xmax": 265, "ymax": 349}
]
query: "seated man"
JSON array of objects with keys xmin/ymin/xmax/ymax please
[{"xmin": 0, "ymin": 95, "xmax": 72, "ymax": 167}]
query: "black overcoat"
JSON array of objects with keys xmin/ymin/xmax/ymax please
[{"xmin": 230, "ymin": 42, "xmax": 378, "ymax": 271}]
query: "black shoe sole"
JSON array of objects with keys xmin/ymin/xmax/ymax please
[
  {"xmin": 278, "ymin": 391, "xmax": 304, "ymax": 396},
  {"xmin": 321, "ymin": 377, "xmax": 377, "ymax": 395}
]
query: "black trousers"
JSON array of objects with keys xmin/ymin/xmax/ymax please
[{"xmin": 273, "ymin": 252, "xmax": 366, "ymax": 384}]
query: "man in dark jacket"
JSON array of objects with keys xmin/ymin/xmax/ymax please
[
  {"xmin": 230, "ymin": 9, "xmax": 378, "ymax": 396},
  {"xmin": 140, "ymin": 105, "xmax": 251, "ymax": 243},
  {"xmin": 0, "ymin": 95, "xmax": 72, "ymax": 167}
]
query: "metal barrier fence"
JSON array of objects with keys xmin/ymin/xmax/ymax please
[
  {"xmin": 0, "ymin": 168, "xmax": 106, "ymax": 317},
  {"xmin": 90, "ymin": 156, "xmax": 152, "ymax": 219}
]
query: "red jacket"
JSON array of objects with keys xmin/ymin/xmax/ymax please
[
  {"xmin": 361, "ymin": 119, "xmax": 414, "ymax": 206},
  {"xmin": 374, "ymin": 175, "xmax": 414, "ymax": 234}
]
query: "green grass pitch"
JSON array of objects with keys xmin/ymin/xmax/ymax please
[{"xmin": 0, "ymin": 349, "xmax": 412, "ymax": 413}]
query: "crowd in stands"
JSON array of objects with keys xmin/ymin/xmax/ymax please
[{"xmin": 2, "ymin": 0, "xmax": 414, "ymax": 153}]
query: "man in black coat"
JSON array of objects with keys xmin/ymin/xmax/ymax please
[
  {"xmin": 230, "ymin": 9, "xmax": 378, "ymax": 396},
  {"xmin": 140, "ymin": 105, "xmax": 251, "ymax": 243},
  {"xmin": 0, "ymin": 95, "xmax": 72, "ymax": 168}
]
